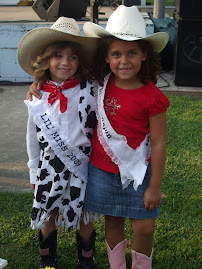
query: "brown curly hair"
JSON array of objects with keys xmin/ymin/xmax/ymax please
[
  {"xmin": 32, "ymin": 41, "xmax": 91, "ymax": 85},
  {"xmin": 92, "ymin": 36, "xmax": 161, "ymax": 86}
]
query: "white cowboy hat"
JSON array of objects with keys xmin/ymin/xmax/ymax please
[
  {"xmin": 83, "ymin": 5, "xmax": 169, "ymax": 53},
  {"xmin": 18, "ymin": 17, "xmax": 97, "ymax": 75}
]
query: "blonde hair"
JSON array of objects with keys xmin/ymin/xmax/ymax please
[{"xmin": 32, "ymin": 41, "xmax": 90, "ymax": 85}]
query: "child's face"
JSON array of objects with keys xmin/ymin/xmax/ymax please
[
  {"xmin": 105, "ymin": 39, "xmax": 147, "ymax": 88},
  {"xmin": 49, "ymin": 47, "xmax": 79, "ymax": 84}
]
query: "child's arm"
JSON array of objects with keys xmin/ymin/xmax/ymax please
[
  {"xmin": 144, "ymin": 112, "xmax": 167, "ymax": 210},
  {"xmin": 26, "ymin": 113, "xmax": 40, "ymax": 190},
  {"xmin": 26, "ymin": 81, "xmax": 42, "ymax": 101}
]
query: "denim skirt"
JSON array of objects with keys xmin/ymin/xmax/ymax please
[{"xmin": 84, "ymin": 162, "xmax": 159, "ymax": 219}]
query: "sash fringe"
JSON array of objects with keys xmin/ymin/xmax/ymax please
[
  {"xmin": 83, "ymin": 210, "xmax": 99, "ymax": 225},
  {"xmin": 31, "ymin": 207, "xmax": 83, "ymax": 231}
]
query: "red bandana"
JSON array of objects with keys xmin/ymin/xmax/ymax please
[{"xmin": 42, "ymin": 77, "xmax": 81, "ymax": 113}]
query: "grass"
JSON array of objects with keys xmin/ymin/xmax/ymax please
[
  {"xmin": 0, "ymin": 95, "xmax": 201, "ymax": 269},
  {"xmin": 146, "ymin": 1, "xmax": 175, "ymax": 6}
]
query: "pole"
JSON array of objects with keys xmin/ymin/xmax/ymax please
[
  {"xmin": 90, "ymin": 0, "xmax": 94, "ymax": 22},
  {"xmin": 153, "ymin": 0, "xmax": 165, "ymax": 19},
  {"xmin": 90, "ymin": 0, "xmax": 101, "ymax": 24}
]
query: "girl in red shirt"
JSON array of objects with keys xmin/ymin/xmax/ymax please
[{"xmin": 83, "ymin": 5, "xmax": 170, "ymax": 269}]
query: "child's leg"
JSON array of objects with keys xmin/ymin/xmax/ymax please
[
  {"xmin": 78, "ymin": 217, "xmax": 94, "ymax": 243},
  {"xmin": 131, "ymin": 218, "xmax": 155, "ymax": 269},
  {"xmin": 105, "ymin": 215, "xmax": 126, "ymax": 248},
  {"xmin": 105, "ymin": 215, "xmax": 127, "ymax": 269},
  {"xmin": 40, "ymin": 213, "xmax": 57, "ymax": 239},
  {"xmin": 131, "ymin": 218, "xmax": 155, "ymax": 256},
  {"xmin": 38, "ymin": 213, "xmax": 58, "ymax": 269},
  {"xmin": 77, "ymin": 217, "xmax": 96, "ymax": 269}
]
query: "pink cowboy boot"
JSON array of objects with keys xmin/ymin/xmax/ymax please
[
  {"xmin": 131, "ymin": 249, "xmax": 153, "ymax": 269},
  {"xmin": 105, "ymin": 238, "xmax": 127, "ymax": 269}
]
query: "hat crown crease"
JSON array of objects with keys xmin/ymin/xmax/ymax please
[{"xmin": 107, "ymin": 21, "xmax": 146, "ymax": 39}]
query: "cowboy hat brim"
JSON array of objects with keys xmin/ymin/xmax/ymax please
[
  {"xmin": 83, "ymin": 22, "xmax": 169, "ymax": 53},
  {"xmin": 18, "ymin": 27, "xmax": 98, "ymax": 76}
]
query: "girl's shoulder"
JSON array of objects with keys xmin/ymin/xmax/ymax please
[
  {"xmin": 142, "ymin": 81, "xmax": 167, "ymax": 100},
  {"xmin": 79, "ymin": 79, "xmax": 98, "ymax": 100},
  {"xmin": 143, "ymin": 81, "xmax": 170, "ymax": 113},
  {"xmin": 80, "ymin": 79, "xmax": 98, "ymax": 90},
  {"xmin": 143, "ymin": 81, "xmax": 161, "ymax": 94}
]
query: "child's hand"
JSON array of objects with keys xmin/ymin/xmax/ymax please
[
  {"xmin": 31, "ymin": 184, "xmax": 35, "ymax": 191},
  {"xmin": 26, "ymin": 81, "xmax": 42, "ymax": 101},
  {"xmin": 144, "ymin": 185, "xmax": 161, "ymax": 210}
]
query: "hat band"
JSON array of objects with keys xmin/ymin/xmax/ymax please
[{"xmin": 111, "ymin": 31, "xmax": 143, "ymax": 38}]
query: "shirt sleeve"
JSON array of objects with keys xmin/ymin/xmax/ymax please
[
  {"xmin": 26, "ymin": 113, "xmax": 40, "ymax": 184},
  {"xmin": 147, "ymin": 91, "xmax": 170, "ymax": 117}
]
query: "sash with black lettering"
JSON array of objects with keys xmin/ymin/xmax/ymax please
[
  {"xmin": 25, "ymin": 96, "xmax": 89, "ymax": 182},
  {"xmin": 97, "ymin": 74, "xmax": 151, "ymax": 190}
]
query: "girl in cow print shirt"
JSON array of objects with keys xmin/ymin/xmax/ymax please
[{"xmin": 19, "ymin": 17, "xmax": 97, "ymax": 269}]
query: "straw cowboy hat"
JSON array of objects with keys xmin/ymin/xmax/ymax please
[
  {"xmin": 83, "ymin": 5, "xmax": 169, "ymax": 53},
  {"xmin": 18, "ymin": 17, "xmax": 97, "ymax": 75}
]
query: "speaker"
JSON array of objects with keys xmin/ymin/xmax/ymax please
[
  {"xmin": 124, "ymin": 0, "xmax": 141, "ymax": 7},
  {"xmin": 32, "ymin": 0, "xmax": 60, "ymax": 21},
  {"xmin": 32, "ymin": 0, "xmax": 88, "ymax": 21},
  {"xmin": 176, "ymin": 0, "xmax": 202, "ymax": 19},
  {"xmin": 58, "ymin": 0, "xmax": 88, "ymax": 19},
  {"xmin": 174, "ymin": 19, "xmax": 202, "ymax": 86}
]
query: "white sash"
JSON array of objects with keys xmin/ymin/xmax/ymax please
[
  {"xmin": 97, "ymin": 74, "xmax": 151, "ymax": 190},
  {"xmin": 25, "ymin": 97, "xmax": 89, "ymax": 182}
]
